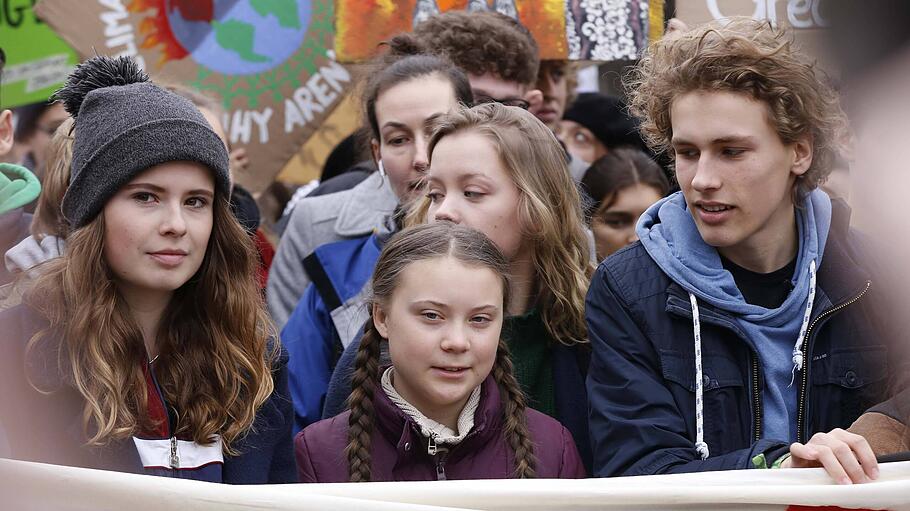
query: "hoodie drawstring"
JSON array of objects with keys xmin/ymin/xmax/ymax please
[
  {"xmin": 789, "ymin": 259, "xmax": 817, "ymax": 387},
  {"xmin": 689, "ymin": 293, "xmax": 710, "ymax": 460},
  {"xmin": 689, "ymin": 258, "xmax": 818, "ymax": 458}
]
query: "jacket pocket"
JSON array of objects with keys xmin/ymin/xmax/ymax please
[
  {"xmin": 810, "ymin": 345, "xmax": 889, "ymax": 430},
  {"xmin": 659, "ymin": 349, "xmax": 752, "ymax": 453},
  {"xmin": 660, "ymin": 349, "xmax": 745, "ymax": 392}
]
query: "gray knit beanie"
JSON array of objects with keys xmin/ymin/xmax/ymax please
[{"xmin": 54, "ymin": 55, "xmax": 230, "ymax": 228}]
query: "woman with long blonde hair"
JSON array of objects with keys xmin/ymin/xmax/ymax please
[
  {"xmin": 325, "ymin": 103, "xmax": 595, "ymax": 470},
  {"xmin": 0, "ymin": 56, "xmax": 294, "ymax": 483}
]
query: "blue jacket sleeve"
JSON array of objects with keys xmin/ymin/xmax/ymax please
[
  {"xmin": 586, "ymin": 265, "xmax": 787, "ymax": 477},
  {"xmin": 322, "ymin": 333, "xmax": 361, "ymax": 420},
  {"xmin": 281, "ymin": 284, "xmax": 335, "ymax": 434}
]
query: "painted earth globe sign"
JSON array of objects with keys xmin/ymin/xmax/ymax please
[{"xmin": 165, "ymin": 0, "xmax": 311, "ymax": 76}]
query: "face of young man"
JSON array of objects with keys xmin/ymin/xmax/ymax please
[
  {"xmin": 670, "ymin": 90, "xmax": 813, "ymax": 271},
  {"xmin": 532, "ymin": 62, "xmax": 568, "ymax": 130}
]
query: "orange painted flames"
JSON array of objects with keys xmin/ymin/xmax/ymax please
[{"xmin": 128, "ymin": 0, "xmax": 191, "ymax": 66}]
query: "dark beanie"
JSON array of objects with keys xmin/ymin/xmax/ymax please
[
  {"xmin": 562, "ymin": 93, "xmax": 646, "ymax": 151},
  {"xmin": 55, "ymin": 55, "xmax": 230, "ymax": 228}
]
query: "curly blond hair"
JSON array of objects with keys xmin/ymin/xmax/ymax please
[{"xmin": 626, "ymin": 17, "xmax": 848, "ymax": 198}]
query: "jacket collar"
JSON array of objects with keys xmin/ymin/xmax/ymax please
[
  {"xmin": 334, "ymin": 172, "xmax": 398, "ymax": 237},
  {"xmin": 373, "ymin": 374, "xmax": 503, "ymax": 465}
]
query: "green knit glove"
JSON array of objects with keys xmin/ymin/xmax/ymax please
[{"xmin": 0, "ymin": 163, "xmax": 41, "ymax": 214}]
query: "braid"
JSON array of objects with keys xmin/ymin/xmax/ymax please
[
  {"xmin": 491, "ymin": 340, "xmax": 537, "ymax": 478},
  {"xmin": 344, "ymin": 319, "xmax": 382, "ymax": 482}
]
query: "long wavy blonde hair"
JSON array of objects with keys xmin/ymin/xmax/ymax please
[
  {"xmin": 408, "ymin": 103, "xmax": 593, "ymax": 344},
  {"xmin": 24, "ymin": 195, "xmax": 277, "ymax": 453}
]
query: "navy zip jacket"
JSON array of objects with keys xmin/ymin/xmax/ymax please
[
  {"xmin": 0, "ymin": 304, "xmax": 296, "ymax": 483},
  {"xmin": 586, "ymin": 200, "xmax": 904, "ymax": 477}
]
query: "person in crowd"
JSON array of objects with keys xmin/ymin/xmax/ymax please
[
  {"xmin": 281, "ymin": 55, "xmax": 473, "ymax": 432},
  {"xmin": 581, "ymin": 148, "xmax": 670, "ymax": 262},
  {"xmin": 267, "ymin": 10, "xmax": 542, "ymax": 330},
  {"xmin": 163, "ymin": 83, "xmax": 276, "ymax": 292},
  {"xmin": 326, "ymin": 103, "xmax": 595, "ymax": 470},
  {"xmin": 530, "ymin": 61, "xmax": 575, "ymax": 132},
  {"xmin": 558, "ymin": 93, "xmax": 646, "ymax": 167},
  {"xmin": 826, "ymin": 0, "xmax": 910, "ymax": 462},
  {"xmin": 0, "ymin": 55, "xmax": 294, "ymax": 483},
  {"xmin": 11, "ymin": 102, "xmax": 68, "ymax": 180},
  {"xmin": 5, "ymin": 117, "xmax": 73, "ymax": 285},
  {"xmin": 0, "ymin": 48, "xmax": 42, "ymax": 289},
  {"xmin": 586, "ymin": 18, "xmax": 901, "ymax": 483},
  {"xmin": 295, "ymin": 223, "xmax": 586, "ymax": 482},
  {"xmin": 529, "ymin": 60, "xmax": 588, "ymax": 181}
]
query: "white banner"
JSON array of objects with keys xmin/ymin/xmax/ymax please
[{"xmin": 1, "ymin": 457, "xmax": 909, "ymax": 510}]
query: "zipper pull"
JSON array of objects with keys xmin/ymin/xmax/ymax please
[
  {"xmin": 169, "ymin": 436, "xmax": 179, "ymax": 469},
  {"xmin": 427, "ymin": 434, "xmax": 438, "ymax": 456},
  {"xmin": 435, "ymin": 455, "xmax": 447, "ymax": 481}
]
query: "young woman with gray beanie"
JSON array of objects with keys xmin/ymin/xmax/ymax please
[{"xmin": 0, "ymin": 55, "xmax": 295, "ymax": 483}]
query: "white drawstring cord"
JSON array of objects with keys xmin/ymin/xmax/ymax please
[
  {"xmin": 789, "ymin": 259, "xmax": 817, "ymax": 387},
  {"xmin": 689, "ymin": 293, "xmax": 710, "ymax": 460}
]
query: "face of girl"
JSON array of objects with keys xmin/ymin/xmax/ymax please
[
  {"xmin": 103, "ymin": 161, "xmax": 214, "ymax": 302},
  {"xmin": 426, "ymin": 131, "xmax": 527, "ymax": 260},
  {"xmin": 374, "ymin": 256, "xmax": 504, "ymax": 425},
  {"xmin": 557, "ymin": 120, "xmax": 608, "ymax": 165},
  {"xmin": 372, "ymin": 74, "xmax": 459, "ymax": 203},
  {"xmin": 591, "ymin": 183, "xmax": 663, "ymax": 261}
]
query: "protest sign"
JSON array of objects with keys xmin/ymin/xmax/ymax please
[
  {"xmin": 33, "ymin": 0, "xmax": 352, "ymax": 193},
  {"xmin": 2, "ymin": 457, "xmax": 909, "ymax": 510},
  {"xmin": 335, "ymin": 0, "xmax": 667, "ymax": 63},
  {"xmin": 0, "ymin": 0, "xmax": 78, "ymax": 108},
  {"xmin": 675, "ymin": 0, "xmax": 836, "ymax": 69}
]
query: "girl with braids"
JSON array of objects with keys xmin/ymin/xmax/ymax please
[
  {"xmin": 324, "ymin": 103, "xmax": 596, "ymax": 471},
  {"xmin": 0, "ymin": 56, "xmax": 295, "ymax": 483},
  {"xmin": 295, "ymin": 223, "xmax": 585, "ymax": 482},
  {"xmin": 279, "ymin": 54, "xmax": 473, "ymax": 433}
]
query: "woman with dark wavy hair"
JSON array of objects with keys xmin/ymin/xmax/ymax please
[{"xmin": 0, "ymin": 56, "xmax": 294, "ymax": 483}]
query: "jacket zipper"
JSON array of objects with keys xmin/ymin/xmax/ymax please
[
  {"xmin": 750, "ymin": 354, "xmax": 762, "ymax": 442},
  {"xmin": 427, "ymin": 435, "xmax": 448, "ymax": 480},
  {"xmin": 795, "ymin": 281, "xmax": 871, "ymax": 442},
  {"xmin": 149, "ymin": 359, "xmax": 180, "ymax": 469}
]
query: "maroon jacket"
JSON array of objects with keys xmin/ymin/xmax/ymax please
[{"xmin": 295, "ymin": 376, "xmax": 586, "ymax": 482}]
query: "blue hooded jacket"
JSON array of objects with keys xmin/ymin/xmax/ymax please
[{"xmin": 636, "ymin": 190, "xmax": 832, "ymax": 444}]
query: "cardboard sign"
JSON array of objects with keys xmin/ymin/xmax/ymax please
[
  {"xmin": 33, "ymin": 0, "xmax": 352, "ymax": 193},
  {"xmin": 0, "ymin": 0, "xmax": 79, "ymax": 108},
  {"xmin": 336, "ymin": 0, "xmax": 666, "ymax": 62}
]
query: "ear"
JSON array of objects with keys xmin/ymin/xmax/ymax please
[
  {"xmin": 0, "ymin": 110, "xmax": 13, "ymax": 157},
  {"xmin": 370, "ymin": 138, "xmax": 380, "ymax": 166},
  {"xmin": 372, "ymin": 302, "xmax": 389, "ymax": 339},
  {"xmin": 790, "ymin": 134, "xmax": 813, "ymax": 177}
]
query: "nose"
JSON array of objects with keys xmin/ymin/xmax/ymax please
[
  {"xmin": 689, "ymin": 154, "xmax": 722, "ymax": 193},
  {"xmin": 413, "ymin": 133, "xmax": 429, "ymax": 173},
  {"xmin": 626, "ymin": 228, "xmax": 640, "ymax": 245},
  {"xmin": 159, "ymin": 201, "xmax": 188, "ymax": 237},
  {"xmin": 440, "ymin": 323, "xmax": 470, "ymax": 353},
  {"xmin": 431, "ymin": 196, "xmax": 460, "ymax": 224}
]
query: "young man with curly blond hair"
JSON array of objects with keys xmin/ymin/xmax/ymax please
[{"xmin": 586, "ymin": 18, "xmax": 903, "ymax": 482}]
